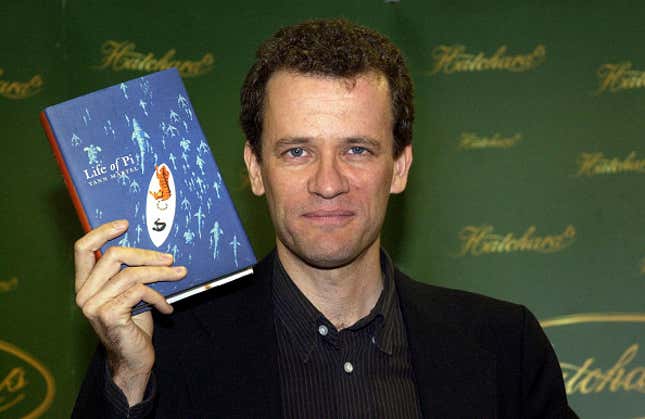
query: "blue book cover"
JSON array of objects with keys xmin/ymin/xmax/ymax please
[{"xmin": 41, "ymin": 68, "xmax": 256, "ymax": 313}]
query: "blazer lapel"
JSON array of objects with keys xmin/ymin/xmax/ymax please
[
  {"xmin": 396, "ymin": 271, "xmax": 498, "ymax": 418},
  {"xmin": 184, "ymin": 254, "xmax": 283, "ymax": 418}
]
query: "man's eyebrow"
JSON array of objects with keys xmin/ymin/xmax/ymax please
[
  {"xmin": 344, "ymin": 137, "xmax": 383, "ymax": 150},
  {"xmin": 274, "ymin": 137, "xmax": 312, "ymax": 148},
  {"xmin": 273, "ymin": 136, "xmax": 383, "ymax": 150}
]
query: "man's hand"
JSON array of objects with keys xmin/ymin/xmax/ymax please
[{"xmin": 74, "ymin": 219, "xmax": 186, "ymax": 406}]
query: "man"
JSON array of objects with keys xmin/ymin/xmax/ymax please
[{"xmin": 72, "ymin": 19, "xmax": 577, "ymax": 418}]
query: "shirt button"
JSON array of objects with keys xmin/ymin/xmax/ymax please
[
  {"xmin": 318, "ymin": 325, "xmax": 328, "ymax": 336},
  {"xmin": 344, "ymin": 362, "xmax": 354, "ymax": 374}
]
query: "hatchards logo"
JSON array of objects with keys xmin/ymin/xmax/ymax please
[
  {"xmin": 0, "ymin": 277, "xmax": 18, "ymax": 293},
  {"xmin": 542, "ymin": 313, "xmax": 645, "ymax": 418},
  {"xmin": 457, "ymin": 132, "xmax": 522, "ymax": 150},
  {"xmin": 0, "ymin": 340, "xmax": 55, "ymax": 418},
  {"xmin": 428, "ymin": 44, "xmax": 546, "ymax": 76},
  {"xmin": 576, "ymin": 152, "xmax": 645, "ymax": 176},
  {"xmin": 0, "ymin": 68, "xmax": 43, "ymax": 99},
  {"xmin": 596, "ymin": 62, "xmax": 645, "ymax": 94},
  {"xmin": 455, "ymin": 225, "xmax": 576, "ymax": 257},
  {"xmin": 146, "ymin": 163, "xmax": 176, "ymax": 247},
  {"xmin": 94, "ymin": 41, "xmax": 214, "ymax": 78}
]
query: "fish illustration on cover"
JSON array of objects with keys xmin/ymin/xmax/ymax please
[{"xmin": 41, "ymin": 68, "xmax": 256, "ymax": 313}]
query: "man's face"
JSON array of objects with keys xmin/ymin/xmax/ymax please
[{"xmin": 244, "ymin": 70, "xmax": 412, "ymax": 269}]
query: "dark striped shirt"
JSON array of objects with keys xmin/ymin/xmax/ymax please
[{"xmin": 272, "ymin": 251, "xmax": 422, "ymax": 419}]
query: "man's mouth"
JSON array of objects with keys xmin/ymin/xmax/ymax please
[{"xmin": 301, "ymin": 209, "xmax": 355, "ymax": 224}]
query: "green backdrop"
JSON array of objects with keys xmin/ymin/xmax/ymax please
[{"xmin": 1, "ymin": 1, "xmax": 643, "ymax": 417}]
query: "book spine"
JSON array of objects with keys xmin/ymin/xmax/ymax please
[{"xmin": 40, "ymin": 111, "xmax": 92, "ymax": 235}]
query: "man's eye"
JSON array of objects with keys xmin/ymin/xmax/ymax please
[
  {"xmin": 286, "ymin": 147, "xmax": 305, "ymax": 158},
  {"xmin": 348, "ymin": 146, "xmax": 368, "ymax": 155}
]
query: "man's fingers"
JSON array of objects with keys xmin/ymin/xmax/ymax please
[
  {"xmin": 93, "ymin": 284, "xmax": 175, "ymax": 329},
  {"xmin": 76, "ymin": 246, "xmax": 181, "ymax": 307},
  {"xmin": 79, "ymin": 265, "xmax": 186, "ymax": 310},
  {"xmin": 74, "ymin": 220, "xmax": 129, "ymax": 291}
]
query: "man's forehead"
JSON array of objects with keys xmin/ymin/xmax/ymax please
[
  {"xmin": 261, "ymin": 70, "xmax": 392, "ymax": 123},
  {"xmin": 257, "ymin": 70, "xmax": 394, "ymax": 150},
  {"xmin": 263, "ymin": 70, "xmax": 392, "ymax": 125}
]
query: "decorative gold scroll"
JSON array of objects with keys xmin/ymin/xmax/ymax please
[
  {"xmin": 457, "ymin": 132, "xmax": 522, "ymax": 150},
  {"xmin": 0, "ymin": 277, "xmax": 18, "ymax": 293},
  {"xmin": 428, "ymin": 44, "xmax": 546, "ymax": 76},
  {"xmin": 455, "ymin": 225, "xmax": 575, "ymax": 257},
  {"xmin": 596, "ymin": 62, "xmax": 645, "ymax": 94},
  {"xmin": 576, "ymin": 152, "xmax": 645, "ymax": 176},
  {"xmin": 94, "ymin": 41, "xmax": 214, "ymax": 78},
  {"xmin": 0, "ymin": 340, "xmax": 55, "ymax": 418},
  {"xmin": 0, "ymin": 68, "xmax": 43, "ymax": 99},
  {"xmin": 541, "ymin": 313, "xmax": 645, "ymax": 399}
]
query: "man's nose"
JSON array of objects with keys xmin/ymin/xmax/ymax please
[{"xmin": 307, "ymin": 154, "xmax": 349, "ymax": 199}]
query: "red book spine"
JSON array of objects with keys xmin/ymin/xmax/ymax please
[{"xmin": 40, "ymin": 111, "xmax": 92, "ymax": 235}]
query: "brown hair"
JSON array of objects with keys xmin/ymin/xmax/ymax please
[{"xmin": 240, "ymin": 18, "xmax": 414, "ymax": 159}]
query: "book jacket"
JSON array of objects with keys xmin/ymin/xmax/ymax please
[{"xmin": 41, "ymin": 68, "xmax": 256, "ymax": 312}]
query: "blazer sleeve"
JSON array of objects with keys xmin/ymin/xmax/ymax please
[
  {"xmin": 71, "ymin": 344, "xmax": 156, "ymax": 419},
  {"xmin": 520, "ymin": 307, "xmax": 579, "ymax": 419}
]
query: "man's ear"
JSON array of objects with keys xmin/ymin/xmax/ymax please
[
  {"xmin": 390, "ymin": 144, "xmax": 413, "ymax": 194},
  {"xmin": 244, "ymin": 141, "xmax": 265, "ymax": 196}
]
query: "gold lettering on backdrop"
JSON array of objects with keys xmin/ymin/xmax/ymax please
[
  {"xmin": 0, "ymin": 277, "xmax": 18, "ymax": 293},
  {"xmin": 561, "ymin": 344, "xmax": 645, "ymax": 395},
  {"xmin": 94, "ymin": 41, "xmax": 215, "ymax": 78},
  {"xmin": 576, "ymin": 152, "xmax": 645, "ymax": 176},
  {"xmin": 456, "ymin": 225, "xmax": 575, "ymax": 257},
  {"xmin": 0, "ymin": 340, "xmax": 55, "ymax": 417},
  {"xmin": 541, "ymin": 313, "xmax": 645, "ymax": 404},
  {"xmin": 596, "ymin": 62, "xmax": 645, "ymax": 94},
  {"xmin": 458, "ymin": 132, "xmax": 522, "ymax": 150},
  {"xmin": 0, "ymin": 368, "xmax": 28, "ymax": 413},
  {"xmin": 0, "ymin": 68, "xmax": 43, "ymax": 99},
  {"xmin": 428, "ymin": 44, "xmax": 546, "ymax": 75}
]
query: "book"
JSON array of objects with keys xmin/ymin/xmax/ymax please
[{"xmin": 41, "ymin": 68, "xmax": 256, "ymax": 314}]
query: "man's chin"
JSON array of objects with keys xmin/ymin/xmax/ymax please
[
  {"xmin": 300, "ymin": 253, "xmax": 355, "ymax": 270},
  {"xmin": 285, "ymin": 242, "xmax": 372, "ymax": 270}
]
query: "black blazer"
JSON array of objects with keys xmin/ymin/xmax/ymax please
[{"xmin": 73, "ymin": 252, "xmax": 577, "ymax": 418}]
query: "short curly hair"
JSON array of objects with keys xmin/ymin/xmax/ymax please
[{"xmin": 240, "ymin": 18, "xmax": 414, "ymax": 159}]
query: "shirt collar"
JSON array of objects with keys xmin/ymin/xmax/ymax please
[{"xmin": 272, "ymin": 249, "xmax": 398, "ymax": 362}]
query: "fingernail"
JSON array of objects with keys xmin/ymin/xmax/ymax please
[
  {"xmin": 175, "ymin": 266, "xmax": 186, "ymax": 275},
  {"xmin": 112, "ymin": 220, "xmax": 127, "ymax": 231},
  {"xmin": 161, "ymin": 253, "xmax": 173, "ymax": 262}
]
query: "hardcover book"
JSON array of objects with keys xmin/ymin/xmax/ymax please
[{"xmin": 41, "ymin": 68, "xmax": 256, "ymax": 313}]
